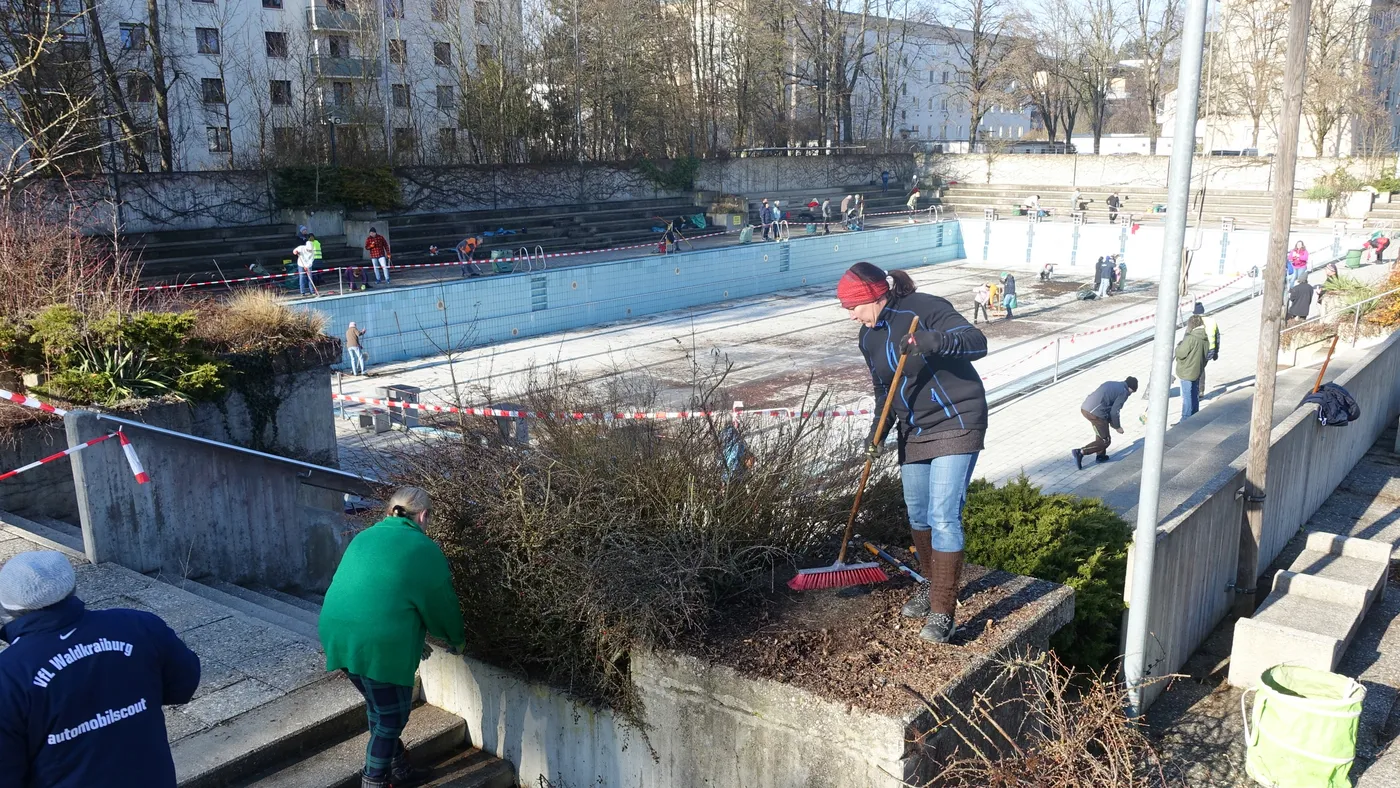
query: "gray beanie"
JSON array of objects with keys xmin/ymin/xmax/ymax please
[{"xmin": 0, "ymin": 551, "xmax": 76, "ymax": 613}]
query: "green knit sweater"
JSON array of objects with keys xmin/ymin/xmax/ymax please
[{"xmin": 319, "ymin": 516, "xmax": 467, "ymax": 686}]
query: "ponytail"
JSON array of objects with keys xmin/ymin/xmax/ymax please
[{"xmin": 888, "ymin": 269, "xmax": 917, "ymax": 298}]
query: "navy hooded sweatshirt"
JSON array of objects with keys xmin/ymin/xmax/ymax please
[{"xmin": 0, "ymin": 596, "xmax": 201, "ymax": 788}]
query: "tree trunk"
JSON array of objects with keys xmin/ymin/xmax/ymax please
[
  {"xmin": 82, "ymin": 0, "xmax": 148, "ymax": 171},
  {"xmin": 146, "ymin": 0, "xmax": 175, "ymax": 171}
]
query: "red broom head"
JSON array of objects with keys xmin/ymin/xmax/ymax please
[{"xmin": 786, "ymin": 561, "xmax": 888, "ymax": 591}]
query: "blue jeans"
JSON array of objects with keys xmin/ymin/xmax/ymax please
[
  {"xmin": 347, "ymin": 347, "xmax": 365, "ymax": 375},
  {"xmin": 298, "ymin": 269, "xmax": 312, "ymax": 295},
  {"xmin": 1180, "ymin": 378, "xmax": 1200, "ymax": 420},
  {"xmin": 901, "ymin": 452, "xmax": 979, "ymax": 552}
]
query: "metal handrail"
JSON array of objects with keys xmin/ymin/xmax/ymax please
[
  {"xmin": 1279, "ymin": 281, "xmax": 1400, "ymax": 344},
  {"xmin": 87, "ymin": 412, "xmax": 381, "ymax": 493}
]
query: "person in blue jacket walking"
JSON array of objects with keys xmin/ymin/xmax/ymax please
[{"xmin": 0, "ymin": 550, "xmax": 201, "ymax": 788}]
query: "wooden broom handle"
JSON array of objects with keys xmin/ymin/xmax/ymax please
[
  {"xmin": 836, "ymin": 315, "xmax": 920, "ymax": 565},
  {"xmin": 1312, "ymin": 334, "xmax": 1340, "ymax": 394}
]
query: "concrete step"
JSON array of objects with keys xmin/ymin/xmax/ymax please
[
  {"xmin": 0, "ymin": 510, "xmax": 85, "ymax": 557},
  {"xmin": 245, "ymin": 583, "xmax": 324, "ymax": 616},
  {"xmin": 1287, "ymin": 532, "xmax": 1391, "ymax": 607},
  {"xmin": 1228, "ymin": 533, "xmax": 1393, "ymax": 689},
  {"xmin": 174, "ymin": 577, "xmax": 321, "ymax": 645},
  {"xmin": 239, "ymin": 704, "xmax": 476, "ymax": 788},
  {"xmin": 421, "ymin": 747, "xmax": 517, "ymax": 787},
  {"xmin": 174, "ymin": 674, "xmax": 367, "ymax": 788}
]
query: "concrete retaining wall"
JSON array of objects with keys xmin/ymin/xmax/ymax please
[
  {"xmin": 959, "ymin": 218, "xmax": 1349, "ymax": 280},
  {"xmin": 0, "ymin": 420, "xmax": 78, "ymax": 522},
  {"xmin": 928, "ymin": 153, "xmax": 1376, "ymax": 192},
  {"xmin": 65, "ymin": 408, "xmax": 354, "ymax": 592},
  {"xmin": 299, "ymin": 221, "xmax": 966, "ymax": 367},
  {"xmin": 1129, "ymin": 331, "xmax": 1400, "ymax": 710},
  {"xmin": 419, "ymin": 575, "xmax": 1074, "ymax": 787}
]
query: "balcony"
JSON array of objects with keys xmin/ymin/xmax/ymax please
[
  {"xmin": 309, "ymin": 55, "xmax": 381, "ymax": 79},
  {"xmin": 305, "ymin": 6, "xmax": 366, "ymax": 31}
]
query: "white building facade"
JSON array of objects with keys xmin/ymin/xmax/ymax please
[{"xmin": 67, "ymin": 0, "xmax": 520, "ymax": 171}]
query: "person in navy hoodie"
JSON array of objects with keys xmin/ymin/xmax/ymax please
[{"xmin": 0, "ymin": 550, "xmax": 201, "ymax": 787}]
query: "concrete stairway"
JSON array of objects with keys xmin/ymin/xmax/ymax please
[
  {"xmin": 1227, "ymin": 532, "xmax": 1391, "ymax": 688},
  {"xmin": 940, "ymin": 183, "xmax": 1295, "ymax": 228}
]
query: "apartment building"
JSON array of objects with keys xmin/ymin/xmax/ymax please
[
  {"xmin": 848, "ymin": 19, "xmax": 1034, "ymax": 149},
  {"xmin": 67, "ymin": 0, "xmax": 521, "ymax": 170}
]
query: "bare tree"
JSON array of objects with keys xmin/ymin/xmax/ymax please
[
  {"xmin": 1215, "ymin": 0, "xmax": 1287, "ymax": 151},
  {"xmin": 1132, "ymin": 0, "xmax": 1180, "ymax": 154},
  {"xmin": 935, "ymin": 0, "xmax": 1012, "ymax": 146},
  {"xmin": 1303, "ymin": 0, "xmax": 1368, "ymax": 156}
]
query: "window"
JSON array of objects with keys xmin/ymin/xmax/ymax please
[
  {"xmin": 201, "ymin": 77, "xmax": 225, "ymax": 103},
  {"xmin": 901, "ymin": 109, "xmax": 906, "ymax": 121},
  {"xmin": 438, "ymin": 127, "xmax": 457, "ymax": 152},
  {"xmin": 196, "ymin": 27, "xmax": 220, "ymax": 55},
  {"xmin": 332, "ymin": 81, "xmax": 352, "ymax": 106},
  {"xmin": 385, "ymin": 0, "xmax": 404, "ymax": 18},
  {"xmin": 273, "ymin": 127, "xmax": 297, "ymax": 150},
  {"xmin": 431, "ymin": 0, "xmax": 450, "ymax": 21},
  {"xmin": 940, "ymin": 124, "xmax": 947, "ymax": 138},
  {"xmin": 119, "ymin": 23, "xmax": 146, "ymax": 51},
  {"xmin": 328, "ymin": 36, "xmax": 350, "ymax": 57},
  {"xmin": 207, "ymin": 126, "xmax": 231, "ymax": 152},
  {"xmin": 476, "ymin": 44, "xmax": 491, "ymax": 64},
  {"xmin": 265, "ymin": 31, "xmax": 287, "ymax": 58},
  {"xmin": 475, "ymin": 0, "xmax": 489, "ymax": 23},
  {"xmin": 928, "ymin": 69, "xmax": 935, "ymax": 82},
  {"xmin": 433, "ymin": 41, "xmax": 451, "ymax": 66},
  {"xmin": 127, "ymin": 73, "xmax": 153, "ymax": 102},
  {"xmin": 393, "ymin": 127, "xmax": 416, "ymax": 152},
  {"xmin": 388, "ymin": 39, "xmax": 406, "ymax": 64},
  {"xmin": 327, "ymin": 0, "xmax": 346, "ymax": 9},
  {"xmin": 392, "ymin": 83, "xmax": 410, "ymax": 108},
  {"xmin": 901, "ymin": 82, "xmax": 907, "ymax": 96},
  {"xmin": 436, "ymin": 84, "xmax": 455, "ymax": 109},
  {"xmin": 940, "ymin": 98, "xmax": 948, "ymax": 111},
  {"xmin": 193, "ymin": 0, "xmax": 212, "ymax": 4},
  {"xmin": 263, "ymin": 0, "xmax": 283, "ymax": 7},
  {"xmin": 941, "ymin": 70, "xmax": 948, "ymax": 84},
  {"xmin": 270, "ymin": 79, "xmax": 292, "ymax": 106}
]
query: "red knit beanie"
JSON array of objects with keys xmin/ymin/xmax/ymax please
[{"xmin": 836, "ymin": 264, "xmax": 889, "ymax": 308}]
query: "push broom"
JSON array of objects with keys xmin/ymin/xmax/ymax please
[{"xmin": 788, "ymin": 315, "xmax": 920, "ymax": 591}]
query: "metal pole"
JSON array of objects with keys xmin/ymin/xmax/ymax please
[
  {"xmin": 1352, "ymin": 304, "xmax": 1361, "ymax": 347},
  {"xmin": 1123, "ymin": 0, "xmax": 1211, "ymax": 718},
  {"xmin": 1233, "ymin": 0, "xmax": 1312, "ymax": 620},
  {"xmin": 1054, "ymin": 338, "xmax": 1061, "ymax": 382}
]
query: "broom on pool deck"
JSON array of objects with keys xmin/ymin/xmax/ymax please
[{"xmin": 788, "ymin": 315, "xmax": 921, "ymax": 591}]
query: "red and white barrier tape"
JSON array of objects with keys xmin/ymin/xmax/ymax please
[
  {"xmin": 333, "ymin": 393, "xmax": 872, "ymax": 421},
  {"xmin": 118, "ymin": 431, "xmax": 150, "ymax": 484},
  {"xmin": 1, "ymin": 388, "xmax": 68, "ymax": 417},
  {"xmin": 0, "ymin": 432, "xmax": 116, "ymax": 482},
  {"xmin": 133, "ymin": 232, "xmax": 729, "ymax": 293}
]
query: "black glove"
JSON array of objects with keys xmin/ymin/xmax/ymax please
[{"xmin": 899, "ymin": 329, "xmax": 943, "ymax": 356}]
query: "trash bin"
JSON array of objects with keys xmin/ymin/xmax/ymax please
[
  {"xmin": 1345, "ymin": 249, "xmax": 1362, "ymax": 268},
  {"xmin": 1243, "ymin": 664, "xmax": 1365, "ymax": 788}
]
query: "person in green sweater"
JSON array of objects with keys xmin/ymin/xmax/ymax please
[{"xmin": 319, "ymin": 487, "xmax": 467, "ymax": 788}]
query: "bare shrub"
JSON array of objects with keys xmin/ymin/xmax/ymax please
[
  {"xmin": 0, "ymin": 195, "xmax": 140, "ymax": 325},
  {"xmin": 383, "ymin": 365, "xmax": 864, "ymax": 727},
  {"xmin": 197, "ymin": 290, "xmax": 328, "ymax": 353},
  {"xmin": 912, "ymin": 652, "xmax": 1179, "ymax": 787}
]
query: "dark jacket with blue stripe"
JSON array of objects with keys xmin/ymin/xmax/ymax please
[{"xmin": 859, "ymin": 292, "xmax": 989, "ymax": 443}]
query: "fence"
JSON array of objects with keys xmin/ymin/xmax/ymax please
[{"xmin": 1130, "ymin": 330, "xmax": 1400, "ymax": 710}]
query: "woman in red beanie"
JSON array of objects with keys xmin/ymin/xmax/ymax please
[{"xmin": 838, "ymin": 262, "xmax": 989, "ymax": 643}]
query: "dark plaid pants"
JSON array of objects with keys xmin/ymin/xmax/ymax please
[{"xmin": 347, "ymin": 673, "xmax": 415, "ymax": 780}]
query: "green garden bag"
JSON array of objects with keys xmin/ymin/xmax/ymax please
[{"xmin": 1242, "ymin": 665, "xmax": 1365, "ymax": 788}]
